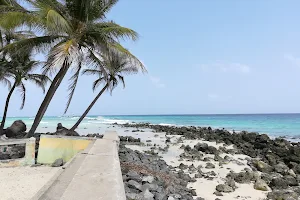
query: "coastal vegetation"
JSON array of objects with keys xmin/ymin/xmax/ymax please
[
  {"xmin": 70, "ymin": 50, "xmax": 145, "ymax": 131},
  {"xmin": 0, "ymin": 0, "xmax": 144, "ymax": 136},
  {"xmin": 0, "ymin": 27, "xmax": 51, "ymax": 134}
]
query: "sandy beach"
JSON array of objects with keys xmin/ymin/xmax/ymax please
[{"xmin": 0, "ymin": 166, "xmax": 60, "ymax": 200}]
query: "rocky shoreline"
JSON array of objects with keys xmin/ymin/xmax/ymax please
[
  {"xmin": 117, "ymin": 123, "xmax": 300, "ymax": 200},
  {"xmin": 2, "ymin": 120, "xmax": 300, "ymax": 199},
  {"xmin": 119, "ymin": 144, "xmax": 198, "ymax": 200}
]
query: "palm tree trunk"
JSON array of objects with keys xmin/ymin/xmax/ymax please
[
  {"xmin": 26, "ymin": 61, "xmax": 69, "ymax": 137},
  {"xmin": 70, "ymin": 83, "xmax": 109, "ymax": 131},
  {"xmin": 0, "ymin": 82, "xmax": 16, "ymax": 135}
]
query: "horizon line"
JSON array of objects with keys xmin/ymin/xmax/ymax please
[{"xmin": 5, "ymin": 112, "xmax": 300, "ymax": 118}]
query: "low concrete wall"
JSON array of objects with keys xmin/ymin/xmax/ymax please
[
  {"xmin": 0, "ymin": 137, "xmax": 36, "ymax": 167},
  {"xmin": 34, "ymin": 131, "xmax": 126, "ymax": 200},
  {"xmin": 37, "ymin": 135, "xmax": 95, "ymax": 165}
]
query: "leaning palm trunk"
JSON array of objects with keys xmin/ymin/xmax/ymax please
[
  {"xmin": 0, "ymin": 82, "xmax": 16, "ymax": 134},
  {"xmin": 70, "ymin": 83, "xmax": 109, "ymax": 131},
  {"xmin": 26, "ymin": 62, "xmax": 69, "ymax": 137}
]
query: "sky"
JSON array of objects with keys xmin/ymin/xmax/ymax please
[{"xmin": 1, "ymin": 0, "xmax": 300, "ymax": 117}]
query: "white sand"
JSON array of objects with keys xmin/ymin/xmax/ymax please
[
  {"xmin": 123, "ymin": 130, "xmax": 269, "ymax": 200},
  {"xmin": 0, "ymin": 166, "xmax": 60, "ymax": 200},
  {"xmin": 162, "ymin": 139, "xmax": 268, "ymax": 200}
]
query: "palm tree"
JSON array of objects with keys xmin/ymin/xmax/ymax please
[
  {"xmin": 0, "ymin": 0, "xmax": 143, "ymax": 137},
  {"xmin": 0, "ymin": 64, "xmax": 11, "ymax": 87},
  {"xmin": 0, "ymin": 21, "xmax": 44, "ymax": 134},
  {"xmin": 70, "ymin": 51, "xmax": 145, "ymax": 131},
  {"xmin": 0, "ymin": 56, "xmax": 50, "ymax": 134}
]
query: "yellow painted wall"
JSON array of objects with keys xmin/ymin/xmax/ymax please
[{"xmin": 37, "ymin": 135, "xmax": 93, "ymax": 164}]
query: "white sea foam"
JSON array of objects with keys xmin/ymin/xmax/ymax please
[
  {"xmin": 158, "ymin": 123, "xmax": 176, "ymax": 126},
  {"xmin": 104, "ymin": 119, "xmax": 130, "ymax": 124},
  {"xmin": 84, "ymin": 117, "xmax": 98, "ymax": 120},
  {"xmin": 88, "ymin": 119, "xmax": 130, "ymax": 124}
]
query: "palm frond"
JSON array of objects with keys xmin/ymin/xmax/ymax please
[
  {"xmin": 0, "ymin": 0, "xmax": 25, "ymax": 9},
  {"xmin": 83, "ymin": 30, "xmax": 112, "ymax": 53},
  {"xmin": 90, "ymin": 21, "xmax": 138, "ymax": 41},
  {"xmin": 108, "ymin": 43, "xmax": 146, "ymax": 73},
  {"xmin": 0, "ymin": 5, "xmax": 28, "ymax": 14},
  {"xmin": 65, "ymin": 0, "xmax": 117, "ymax": 22},
  {"xmin": 82, "ymin": 69, "xmax": 102, "ymax": 76},
  {"xmin": 64, "ymin": 56, "xmax": 83, "ymax": 113},
  {"xmin": 26, "ymin": 61, "xmax": 42, "ymax": 73},
  {"xmin": 42, "ymin": 39, "xmax": 76, "ymax": 76},
  {"xmin": 27, "ymin": 73, "xmax": 51, "ymax": 93},
  {"xmin": 11, "ymin": 30, "xmax": 36, "ymax": 40},
  {"xmin": 0, "ymin": 11, "xmax": 40, "ymax": 30},
  {"xmin": 98, "ymin": 0, "xmax": 118, "ymax": 19},
  {"xmin": 117, "ymin": 74, "xmax": 125, "ymax": 88},
  {"xmin": 0, "ymin": 76, "xmax": 11, "ymax": 89},
  {"xmin": 92, "ymin": 77, "xmax": 106, "ymax": 91},
  {"xmin": 1, "ymin": 35, "xmax": 64, "ymax": 57},
  {"xmin": 86, "ymin": 49, "xmax": 108, "ymax": 78},
  {"xmin": 35, "ymin": 0, "xmax": 68, "ymax": 17},
  {"xmin": 45, "ymin": 8, "xmax": 72, "ymax": 34},
  {"xmin": 108, "ymin": 76, "xmax": 118, "ymax": 94}
]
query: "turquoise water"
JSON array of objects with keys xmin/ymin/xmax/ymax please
[{"xmin": 5, "ymin": 114, "xmax": 300, "ymax": 137}]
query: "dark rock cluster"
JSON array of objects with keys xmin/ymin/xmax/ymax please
[
  {"xmin": 0, "ymin": 144, "xmax": 25, "ymax": 160},
  {"xmin": 120, "ymin": 136, "xmax": 141, "ymax": 143},
  {"xmin": 121, "ymin": 123, "xmax": 300, "ymax": 199},
  {"xmin": 2, "ymin": 120, "xmax": 27, "ymax": 138},
  {"xmin": 119, "ymin": 144, "xmax": 199, "ymax": 200},
  {"xmin": 84, "ymin": 133, "xmax": 104, "ymax": 138}
]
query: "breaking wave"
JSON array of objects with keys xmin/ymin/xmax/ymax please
[{"xmin": 61, "ymin": 115, "xmax": 130, "ymax": 125}]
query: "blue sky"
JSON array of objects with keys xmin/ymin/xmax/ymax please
[{"xmin": 1, "ymin": 0, "xmax": 300, "ymax": 117}]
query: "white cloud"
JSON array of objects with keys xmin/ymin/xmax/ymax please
[
  {"xmin": 201, "ymin": 62, "xmax": 251, "ymax": 74},
  {"xmin": 284, "ymin": 54, "xmax": 300, "ymax": 67},
  {"xmin": 149, "ymin": 75, "xmax": 165, "ymax": 88}
]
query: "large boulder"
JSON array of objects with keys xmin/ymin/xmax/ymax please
[
  {"xmin": 4, "ymin": 120, "xmax": 26, "ymax": 138},
  {"xmin": 194, "ymin": 143, "xmax": 209, "ymax": 152},
  {"xmin": 267, "ymin": 190, "xmax": 299, "ymax": 200},
  {"xmin": 284, "ymin": 175, "xmax": 298, "ymax": 186},
  {"xmin": 227, "ymin": 171, "xmax": 258, "ymax": 184},
  {"xmin": 270, "ymin": 178, "xmax": 289, "ymax": 189},
  {"xmin": 216, "ymin": 184, "xmax": 234, "ymax": 193},
  {"xmin": 51, "ymin": 158, "xmax": 64, "ymax": 167},
  {"xmin": 274, "ymin": 162, "xmax": 290, "ymax": 175},
  {"xmin": 55, "ymin": 123, "xmax": 79, "ymax": 136},
  {"xmin": 293, "ymin": 164, "xmax": 300, "ymax": 174},
  {"xmin": 139, "ymin": 189, "xmax": 154, "ymax": 200},
  {"xmin": 266, "ymin": 153, "xmax": 278, "ymax": 166},
  {"xmin": 253, "ymin": 160, "xmax": 273, "ymax": 173},
  {"xmin": 127, "ymin": 180, "xmax": 142, "ymax": 191},
  {"xmin": 205, "ymin": 162, "xmax": 215, "ymax": 169},
  {"xmin": 194, "ymin": 142, "xmax": 218, "ymax": 154},
  {"xmin": 260, "ymin": 172, "xmax": 282, "ymax": 184},
  {"xmin": 254, "ymin": 179, "xmax": 269, "ymax": 191}
]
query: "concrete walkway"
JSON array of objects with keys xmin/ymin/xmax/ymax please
[{"xmin": 33, "ymin": 131, "xmax": 126, "ymax": 200}]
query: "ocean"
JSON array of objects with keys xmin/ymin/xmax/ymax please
[{"xmin": 4, "ymin": 114, "xmax": 300, "ymax": 138}]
